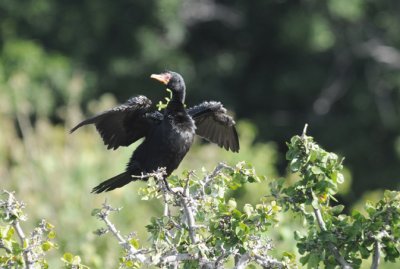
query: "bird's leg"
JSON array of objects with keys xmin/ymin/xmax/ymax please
[
  {"xmin": 162, "ymin": 177, "xmax": 173, "ymax": 192},
  {"xmin": 160, "ymin": 176, "xmax": 185, "ymax": 195},
  {"xmin": 154, "ymin": 174, "xmax": 173, "ymax": 193}
]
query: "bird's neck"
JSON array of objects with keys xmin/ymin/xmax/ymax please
[
  {"xmin": 173, "ymin": 90, "xmax": 185, "ymax": 104},
  {"xmin": 166, "ymin": 91, "xmax": 185, "ymax": 112}
]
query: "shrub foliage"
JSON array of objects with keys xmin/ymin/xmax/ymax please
[{"xmin": 1, "ymin": 126, "xmax": 399, "ymax": 268}]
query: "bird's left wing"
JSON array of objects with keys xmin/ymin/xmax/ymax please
[
  {"xmin": 187, "ymin": 101, "xmax": 239, "ymax": 152},
  {"xmin": 70, "ymin": 95, "xmax": 162, "ymax": 150}
]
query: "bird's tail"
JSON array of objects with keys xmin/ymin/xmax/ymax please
[{"xmin": 91, "ymin": 172, "xmax": 133, "ymax": 193}]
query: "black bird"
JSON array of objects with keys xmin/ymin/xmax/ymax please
[{"xmin": 71, "ymin": 71, "xmax": 239, "ymax": 193}]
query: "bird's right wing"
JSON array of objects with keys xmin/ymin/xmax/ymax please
[
  {"xmin": 187, "ymin": 101, "xmax": 239, "ymax": 152},
  {"xmin": 70, "ymin": 95, "xmax": 162, "ymax": 150}
]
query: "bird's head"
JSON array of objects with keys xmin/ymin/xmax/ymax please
[{"xmin": 151, "ymin": 71, "xmax": 186, "ymax": 95}]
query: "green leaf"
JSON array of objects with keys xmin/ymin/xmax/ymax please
[
  {"xmin": 299, "ymin": 253, "xmax": 310, "ymax": 265},
  {"xmin": 162, "ymin": 216, "xmax": 169, "ymax": 225},
  {"xmin": 243, "ymin": 204, "xmax": 254, "ymax": 217},
  {"xmin": 309, "ymin": 149, "xmax": 318, "ymax": 162},
  {"xmin": 286, "ymin": 148, "xmax": 297, "ymax": 160},
  {"xmin": 232, "ymin": 209, "xmax": 243, "ymax": 219},
  {"xmin": 290, "ymin": 136, "xmax": 301, "ymax": 146},
  {"xmin": 228, "ymin": 199, "xmax": 237, "ymax": 211},
  {"xmin": 331, "ymin": 205, "xmax": 344, "ymax": 215},
  {"xmin": 384, "ymin": 190, "xmax": 400, "ymax": 201},
  {"xmin": 283, "ymin": 251, "xmax": 296, "ymax": 262},
  {"xmin": 48, "ymin": 230, "xmax": 56, "ymax": 239},
  {"xmin": 12, "ymin": 241, "xmax": 23, "ymax": 254},
  {"xmin": 294, "ymin": 230, "xmax": 301, "ymax": 241},
  {"xmin": 41, "ymin": 241, "xmax": 54, "ymax": 251},
  {"xmin": 5, "ymin": 226, "xmax": 15, "ymax": 240},
  {"xmin": 290, "ymin": 158, "xmax": 302, "ymax": 172},
  {"xmin": 125, "ymin": 260, "xmax": 134, "ymax": 267},
  {"xmin": 62, "ymin": 252, "xmax": 74, "ymax": 263},
  {"xmin": 311, "ymin": 166, "xmax": 323, "ymax": 175},
  {"xmin": 91, "ymin": 208, "xmax": 101, "ymax": 217},
  {"xmin": 130, "ymin": 238, "xmax": 140, "ymax": 249},
  {"xmin": 235, "ymin": 226, "xmax": 241, "ymax": 235},
  {"xmin": 359, "ymin": 245, "xmax": 370, "ymax": 259},
  {"xmin": 239, "ymin": 222, "xmax": 249, "ymax": 233},
  {"xmin": 307, "ymin": 253, "xmax": 320, "ymax": 269},
  {"xmin": 351, "ymin": 210, "xmax": 365, "ymax": 221},
  {"xmin": 336, "ymin": 173, "xmax": 344, "ymax": 184},
  {"xmin": 72, "ymin": 255, "xmax": 82, "ymax": 265},
  {"xmin": 247, "ymin": 176, "xmax": 259, "ymax": 183},
  {"xmin": 45, "ymin": 222, "xmax": 55, "ymax": 230}
]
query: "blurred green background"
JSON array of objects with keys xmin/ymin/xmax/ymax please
[{"xmin": 1, "ymin": 0, "xmax": 399, "ymax": 268}]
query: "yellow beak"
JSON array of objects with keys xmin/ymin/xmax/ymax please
[{"xmin": 150, "ymin": 73, "xmax": 171, "ymax": 85}]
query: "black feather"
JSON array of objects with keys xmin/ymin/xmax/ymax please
[{"xmin": 71, "ymin": 72, "xmax": 240, "ymax": 193}]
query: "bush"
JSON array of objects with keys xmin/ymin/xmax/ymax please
[{"xmin": 1, "ymin": 126, "xmax": 399, "ymax": 268}]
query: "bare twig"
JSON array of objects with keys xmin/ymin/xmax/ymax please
[
  {"xmin": 130, "ymin": 168, "xmax": 168, "ymax": 181},
  {"xmin": 183, "ymin": 171, "xmax": 194, "ymax": 196},
  {"xmin": 97, "ymin": 202, "xmax": 147, "ymax": 263},
  {"xmin": 204, "ymin": 162, "xmax": 233, "ymax": 188},
  {"xmin": 302, "ymin": 123, "xmax": 308, "ymax": 138}
]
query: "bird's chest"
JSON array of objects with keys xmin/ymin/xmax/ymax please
[{"xmin": 164, "ymin": 115, "xmax": 195, "ymax": 152}]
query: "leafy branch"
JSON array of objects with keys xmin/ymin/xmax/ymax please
[
  {"xmin": 2, "ymin": 126, "xmax": 400, "ymax": 268},
  {"xmin": 156, "ymin": 89, "xmax": 173, "ymax": 111},
  {"xmin": 0, "ymin": 190, "xmax": 88, "ymax": 269},
  {"xmin": 271, "ymin": 124, "xmax": 400, "ymax": 269},
  {"xmin": 92, "ymin": 164, "xmax": 292, "ymax": 268}
]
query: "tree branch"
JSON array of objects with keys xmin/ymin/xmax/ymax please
[
  {"xmin": 179, "ymin": 193, "xmax": 198, "ymax": 244},
  {"xmin": 97, "ymin": 202, "xmax": 147, "ymax": 263},
  {"xmin": 302, "ymin": 123, "xmax": 308, "ymax": 138},
  {"xmin": 130, "ymin": 168, "xmax": 168, "ymax": 181},
  {"xmin": 0, "ymin": 240, "xmax": 12, "ymax": 254},
  {"xmin": 253, "ymin": 254, "xmax": 285, "ymax": 269},
  {"xmin": 93, "ymin": 164, "xmax": 288, "ymax": 268},
  {"xmin": 370, "ymin": 240, "xmax": 380, "ymax": 269},
  {"xmin": 13, "ymin": 221, "xmax": 35, "ymax": 269},
  {"xmin": 162, "ymin": 191, "xmax": 170, "ymax": 217},
  {"xmin": 1, "ymin": 191, "xmax": 34, "ymax": 269},
  {"xmin": 313, "ymin": 207, "xmax": 353, "ymax": 269},
  {"xmin": 234, "ymin": 253, "xmax": 250, "ymax": 269},
  {"xmin": 204, "ymin": 162, "xmax": 233, "ymax": 188}
]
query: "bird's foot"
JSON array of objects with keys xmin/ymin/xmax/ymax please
[
  {"xmin": 162, "ymin": 178, "xmax": 172, "ymax": 192},
  {"xmin": 158, "ymin": 178, "xmax": 184, "ymax": 195}
]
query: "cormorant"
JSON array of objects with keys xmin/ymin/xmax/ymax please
[{"xmin": 71, "ymin": 71, "xmax": 239, "ymax": 193}]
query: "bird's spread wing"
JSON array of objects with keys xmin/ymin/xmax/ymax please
[
  {"xmin": 70, "ymin": 95, "xmax": 162, "ymax": 149},
  {"xmin": 187, "ymin": 101, "xmax": 239, "ymax": 152}
]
